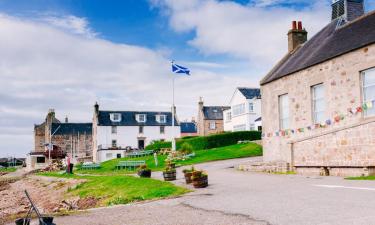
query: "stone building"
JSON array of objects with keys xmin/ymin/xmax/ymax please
[
  {"xmin": 31, "ymin": 109, "xmax": 92, "ymax": 168},
  {"xmin": 197, "ymin": 97, "xmax": 229, "ymax": 136},
  {"xmin": 260, "ymin": 0, "xmax": 375, "ymax": 176}
]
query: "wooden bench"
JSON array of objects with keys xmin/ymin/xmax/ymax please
[
  {"xmin": 116, "ymin": 160, "xmax": 146, "ymax": 170},
  {"xmin": 81, "ymin": 163, "xmax": 101, "ymax": 170},
  {"xmin": 128, "ymin": 150, "xmax": 154, "ymax": 158}
]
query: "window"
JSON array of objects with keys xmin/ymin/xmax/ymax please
[
  {"xmin": 233, "ymin": 124, "xmax": 246, "ymax": 131},
  {"xmin": 36, "ymin": 157, "xmax": 45, "ymax": 164},
  {"xmin": 110, "ymin": 113, "xmax": 121, "ymax": 122},
  {"xmin": 249, "ymin": 102, "xmax": 254, "ymax": 113},
  {"xmin": 111, "ymin": 126, "xmax": 117, "ymax": 134},
  {"xmin": 157, "ymin": 115, "xmax": 167, "ymax": 123},
  {"xmin": 232, "ymin": 103, "xmax": 245, "ymax": 116},
  {"xmin": 136, "ymin": 114, "xmax": 146, "ymax": 123},
  {"xmin": 226, "ymin": 112, "xmax": 232, "ymax": 122},
  {"xmin": 116, "ymin": 153, "xmax": 121, "ymax": 159},
  {"xmin": 250, "ymin": 123, "xmax": 255, "ymax": 131},
  {"xmin": 209, "ymin": 121, "xmax": 216, "ymax": 130},
  {"xmin": 160, "ymin": 126, "xmax": 165, "ymax": 134},
  {"xmin": 312, "ymin": 84, "xmax": 325, "ymax": 123},
  {"xmin": 139, "ymin": 126, "xmax": 144, "ymax": 134},
  {"xmin": 279, "ymin": 94, "xmax": 289, "ymax": 129},
  {"xmin": 112, "ymin": 140, "xmax": 117, "ymax": 148},
  {"xmin": 362, "ymin": 68, "xmax": 375, "ymax": 116},
  {"xmin": 66, "ymin": 144, "xmax": 71, "ymax": 151}
]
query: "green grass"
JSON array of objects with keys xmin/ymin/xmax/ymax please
[
  {"xmin": 38, "ymin": 172, "xmax": 188, "ymax": 206},
  {"xmin": 0, "ymin": 167, "xmax": 17, "ymax": 172},
  {"xmin": 77, "ymin": 143, "xmax": 262, "ymax": 175},
  {"xmin": 346, "ymin": 176, "xmax": 375, "ymax": 180}
]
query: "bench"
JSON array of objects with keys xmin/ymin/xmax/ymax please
[
  {"xmin": 116, "ymin": 160, "xmax": 146, "ymax": 170},
  {"xmin": 128, "ymin": 150, "xmax": 154, "ymax": 158},
  {"xmin": 81, "ymin": 163, "xmax": 101, "ymax": 170}
]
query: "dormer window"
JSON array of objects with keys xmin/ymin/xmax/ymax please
[
  {"xmin": 156, "ymin": 115, "xmax": 167, "ymax": 123},
  {"xmin": 136, "ymin": 114, "xmax": 146, "ymax": 123},
  {"xmin": 110, "ymin": 113, "xmax": 121, "ymax": 122}
]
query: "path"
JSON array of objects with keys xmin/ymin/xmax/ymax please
[{"xmin": 52, "ymin": 157, "xmax": 375, "ymax": 225}]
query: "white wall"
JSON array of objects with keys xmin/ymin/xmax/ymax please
[
  {"xmin": 224, "ymin": 89, "xmax": 262, "ymax": 132},
  {"xmin": 97, "ymin": 149, "xmax": 126, "ymax": 162}
]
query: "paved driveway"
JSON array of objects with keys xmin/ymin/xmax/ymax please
[{"xmin": 54, "ymin": 157, "xmax": 375, "ymax": 225}]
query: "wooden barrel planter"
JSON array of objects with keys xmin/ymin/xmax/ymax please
[
  {"xmin": 192, "ymin": 175, "xmax": 208, "ymax": 188},
  {"xmin": 163, "ymin": 170, "xmax": 176, "ymax": 181},
  {"xmin": 184, "ymin": 172, "xmax": 193, "ymax": 184},
  {"xmin": 137, "ymin": 169, "xmax": 151, "ymax": 178}
]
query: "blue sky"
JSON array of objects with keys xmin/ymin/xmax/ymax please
[{"xmin": 0, "ymin": 0, "xmax": 374, "ymax": 157}]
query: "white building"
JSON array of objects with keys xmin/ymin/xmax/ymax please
[
  {"xmin": 92, "ymin": 103, "xmax": 180, "ymax": 162},
  {"xmin": 223, "ymin": 88, "xmax": 262, "ymax": 132}
]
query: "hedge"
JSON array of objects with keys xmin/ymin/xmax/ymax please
[
  {"xmin": 177, "ymin": 131, "xmax": 261, "ymax": 150},
  {"xmin": 145, "ymin": 131, "xmax": 261, "ymax": 151}
]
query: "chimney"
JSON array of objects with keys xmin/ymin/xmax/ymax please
[
  {"xmin": 198, "ymin": 97, "xmax": 204, "ymax": 111},
  {"xmin": 287, "ymin": 21, "xmax": 308, "ymax": 53},
  {"xmin": 332, "ymin": 0, "xmax": 364, "ymax": 22},
  {"xmin": 65, "ymin": 116, "xmax": 69, "ymax": 123},
  {"xmin": 94, "ymin": 102, "xmax": 99, "ymax": 115}
]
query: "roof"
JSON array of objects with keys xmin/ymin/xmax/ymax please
[
  {"xmin": 261, "ymin": 11, "xmax": 375, "ymax": 85},
  {"xmin": 255, "ymin": 117, "xmax": 262, "ymax": 122},
  {"xmin": 98, "ymin": 111, "xmax": 179, "ymax": 126},
  {"xmin": 51, "ymin": 123, "xmax": 92, "ymax": 135},
  {"xmin": 238, "ymin": 88, "xmax": 261, "ymax": 99},
  {"xmin": 203, "ymin": 106, "xmax": 230, "ymax": 120},
  {"xmin": 180, "ymin": 122, "xmax": 197, "ymax": 133}
]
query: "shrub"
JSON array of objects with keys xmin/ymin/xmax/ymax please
[
  {"xmin": 177, "ymin": 131, "xmax": 261, "ymax": 151},
  {"xmin": 145, "ymin": 140, "xmax": 171, "ymax": 151},
  {"xmin": 180, "ymin": 142, "xmax": 193, "ymax": 154}
]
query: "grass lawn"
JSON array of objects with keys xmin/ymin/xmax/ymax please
[
  {"xmin": 0, "ymin": 167, "xmax": 17, "ymax": 172},
  {"xmin": 346, "ymin": 176, "xmax": 375, "ymax": 180},
  {"xmin": 77, "ymin": 142, "xmax": 262, "ymax": 175},
  {"xmin": 39, "ymin": 172, "xmax": 189, "ymax": 206}
]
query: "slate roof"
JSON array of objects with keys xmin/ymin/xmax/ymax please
[
  {"xmin": 238, "ymin": 88, "xmax": 261, "ymax": 99},
  {"xmin": 51, "ymin": 123, "xmax": 92, "ymax": 135},
  {"xmin": 180, "ymin": 122, "xmax": 197, "ymax": 133},
  {"xmin": 203, "ymin": 106, "xmax": 230, "ymax": 120},
  {"xmin": 260, "ymin": 11, "xmax": 375, "ymax": 85},
  {"xmin": 97, "ymin": 111, "xmax": 179, "ymax": 126},
  {"xmin": 255, "ymin": 117, "xmax": 262, "ymax": 122}
]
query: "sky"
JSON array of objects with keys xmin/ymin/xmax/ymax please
[{"xmin": 0, "ymin": 0, "xmax": 374, "ymax": 157}]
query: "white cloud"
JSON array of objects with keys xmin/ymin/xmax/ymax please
[
  {"xmin": 152, "ymin": 0, "xmax": 330, "ymax": 66},
  {"xmin": 0, "ymin": 13, "xmax": 256, "ymax": 157}
]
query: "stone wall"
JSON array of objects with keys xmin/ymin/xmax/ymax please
[
  {"xmin": 261, "ymin": 44, "xmax": 375, "ymax": 176},
  {"xmin": 51, "ymin": 133, "xmax": 93, "ymax": 160},
  {"xmin": 203, "ymin": 120, "xmax": 225, "ymax": 136}
]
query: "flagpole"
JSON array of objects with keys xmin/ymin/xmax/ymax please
[{"xmin": 172, "ymin": 73, "xmax": 176, "ymax": 152}]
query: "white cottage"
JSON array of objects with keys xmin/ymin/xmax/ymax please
[
  {"xmin": 92, "ymin": 103, "xmax": 180, "ymax": 162},
  {"xmin": 223, "ymin": 88, "xmax": 262, "ymax": 132}
]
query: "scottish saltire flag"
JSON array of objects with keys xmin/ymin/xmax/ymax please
[{"xmin": 172, "ymin": 62, "xmax": 190, "ymax": 75}]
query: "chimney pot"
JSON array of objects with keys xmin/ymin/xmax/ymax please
[
  {"xmin": 297, "ymin": 21, "xmax": 302, "ymax": 30},
  {"xmin": 292, "ymin": 21, "xmax": 297, "ymax": 30}
]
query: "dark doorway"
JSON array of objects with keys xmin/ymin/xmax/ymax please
[
  {"xmin": 138, "ymin": 139, "xmax": 145, "ymax": 150},
  {"xmin": 116, "ymin": 154, "xmax": 121, "ymax": 158}
]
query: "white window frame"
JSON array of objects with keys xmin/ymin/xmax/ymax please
[
  {"xmin": 111, "ymin": 126, "xmax": 117, "ymax": 134},
  {"xmin": 137, "ymin": 114, "xmax": 147, "ymax": 123},
  {"xmin": 233, "ymin": 124, "xmax": 246, "ymax": 131},
  {"xmin": 279, "ymin": 94, "xmax": 289, "ymax": 130},
  {"xmin": 362, "ymin": 68, "xmax": 375, "ymax": 117},
  {"xmin": 209, "ymin": 121, "xmax": 216, "ymax": 130},
  {"xmin": 232, "ymin": 103, "xmax": 245, "ymax": 116},
  {"xmin": 110, "ymin": 113, "xmax": 121, "ymax": 122},
  {"xmin": 250, "ymin": 123, "xmax": 255, "ymax": 131},
  {"xmin": 226, "ymin": 112, "xmax": 232, "ymax": 122},
  {"xmin": 311, "ymin": 84, "xmax": 325, "ymax": 124},
  {"xmin": 111, "ymin": 139, "xmax": 117, "ymax": 148},
  {"xmin": 157, "ymin": 115, "xmax": 167, "ymax": 123},
  {"xmin": 160, "ymin": 126, "xmax": 165, "ymax": 134},
  {"xmin": 139, "ymin": 126, "xmax": 144, "ymax": 134},
  {"xmin": 249, "ymin": 102, "xmax": 254, "ymax": 113}
]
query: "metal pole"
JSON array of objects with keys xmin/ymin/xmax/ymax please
[{"xmin": 172, "ymin": 75, "xmax": 176, "ymax": 152}]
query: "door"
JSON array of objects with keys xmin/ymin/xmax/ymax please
[{"xmin": 138, "ymin": 139, "xmax": 145, "ymax": 150}]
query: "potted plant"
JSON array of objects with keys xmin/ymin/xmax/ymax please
[
  {"xmin": 163, "ymin": 161, "xmax": 176, "ymax": 181},
  {"xmin": 182, "ymin": 166, "xmax": 195, "ymax": 184},
  {"xmin": 137, "ymin": 164, "xmax": 151, "ymax": 178},
  {"xmin": 191, "ymin": 170, "xmax": 208, "ymax": 188}
]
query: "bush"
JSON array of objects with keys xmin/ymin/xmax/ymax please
[
  {"xmin": 176, "ymin": 131, "xmax": 261, "ymax": 151},
  {"xmin": 145, "ymin": 140, "xmax": 171, "ymax": 151},
  {"xmin": 180, "ymin": 142, "xmax": 193, "ymax": 154}
]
